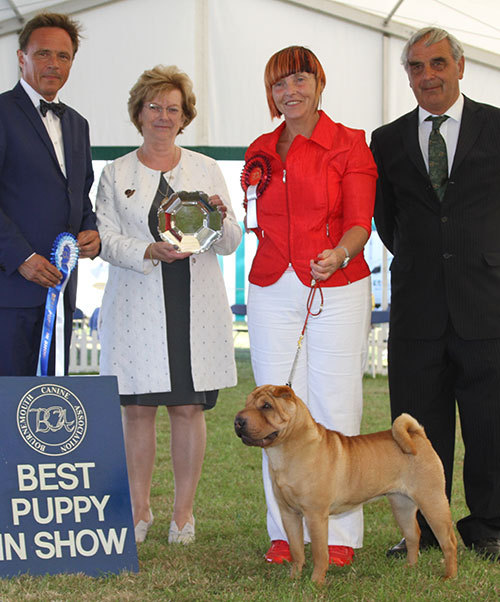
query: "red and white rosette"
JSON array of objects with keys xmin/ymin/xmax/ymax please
[{"xmin": 240, "ymin": 154, "xmax": 271, "ymax": 229}]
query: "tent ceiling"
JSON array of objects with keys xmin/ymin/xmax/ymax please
[
  {"xmin": 0, "ymin": 0, "xmax": 499, "ymax": 66},
  {"xmin": 285, "ymin": 1, "xmax": 500, "ymax": 64},
  {"xmin": 347, "ymin": 0, "xmax": 500, "ymax": 55},
  {"xmin": 0, "ymin": 0, "xmax": 119, "ymax": 36}
]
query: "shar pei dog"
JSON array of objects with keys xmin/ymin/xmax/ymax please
[{"xmin": 234, "ymin": 385, "xmax": 457, "ymax": 584}]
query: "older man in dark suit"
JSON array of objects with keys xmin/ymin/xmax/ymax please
[
  {"xmin": 371, "ymin": 27, "xmax": 500, "ymax": 560},
  {"xmin": 0, "ymin": 12, "xmax": 100, "ymax": 376}
]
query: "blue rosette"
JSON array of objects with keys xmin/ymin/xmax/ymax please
[
  {"xmin": 37, "ymin": 233, "xmax": 79, "ymax": 376},
  {"xmin": 51, "ymin": 232, "xmax": 79, "ymax": 272}
]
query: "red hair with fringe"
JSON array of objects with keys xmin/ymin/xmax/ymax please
[{"xmin": 264, "ymin": 46, "xmax": 326, "ymax": 119}]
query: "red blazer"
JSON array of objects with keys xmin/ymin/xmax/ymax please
[{"xmin": 244, "ymin": 111, "xmax": 377, "ymax": 287}]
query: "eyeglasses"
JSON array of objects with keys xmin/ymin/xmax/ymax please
[{"xmin": 146, "ymin": 103, "xmax": 182, "ymax": 116}]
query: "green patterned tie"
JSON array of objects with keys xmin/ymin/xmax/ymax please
[{"xmin": 426, "ymin": 115, "xmax": 449, "ymax": 201}]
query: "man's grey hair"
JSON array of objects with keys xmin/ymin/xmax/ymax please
[{"xmin": 401, "ymin": 27, "xmax": 464, "ymax": 71}]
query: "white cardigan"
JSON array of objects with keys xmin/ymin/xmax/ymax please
[{"xmin": 96, "ymin": 148, "xmax": 242, "ymax": 395}]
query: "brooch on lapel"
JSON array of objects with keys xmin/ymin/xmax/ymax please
[{"xmin": 125, "ymin": 189, "xmax": 135, "ymax": 198}]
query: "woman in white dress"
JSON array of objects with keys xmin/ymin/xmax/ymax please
[{"xmin": 96, "ymin": 65, "xmax": 242, "ymax": 545}]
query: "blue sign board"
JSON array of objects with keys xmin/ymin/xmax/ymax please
[{"xmin": 0, "ymin": 376, "xmax": 138, "ymax": 577}]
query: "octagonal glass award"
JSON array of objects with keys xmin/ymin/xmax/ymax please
[{"xmin": 157, "ymin": 190, "xmax": 223, "ymax": 253}]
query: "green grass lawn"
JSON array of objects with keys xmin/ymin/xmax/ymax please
[{"xmin": 1, "ymin": 346, "xmax": 499, "ymax": 601}]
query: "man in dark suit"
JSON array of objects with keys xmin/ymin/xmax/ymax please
[
  {"xmin": 371, "ymin": 27, "xmax": 500, "ymax": 560},
  {"xmin": 0, "ymin": 12, "xmax": 100, "ymax": 376}
]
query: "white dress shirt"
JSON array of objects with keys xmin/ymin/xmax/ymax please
[
  {"xmin": 418, "ymin": 93, "xmax": 464, "ymax": 176},
  {"xmin": 20, "ymin": 78, "xmax": 67, "ymax": 177}
]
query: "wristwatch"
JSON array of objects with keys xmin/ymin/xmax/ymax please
[{"xmin": 339, "ymin": 245, "xmax": 350, "ymax": 269}]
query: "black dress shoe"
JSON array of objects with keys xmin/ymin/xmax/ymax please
[
  {"xmin": 386, "ymin": 537, "xmax": 439, "ymax": 558},
  {"xmin": 470, "ymin": 538, "xmax": 500, "ymax": 561}
]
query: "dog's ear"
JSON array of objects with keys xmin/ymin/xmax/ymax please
[{"xmin": 272, "ymin": 385, "xmax": 294, "ymax": 400}]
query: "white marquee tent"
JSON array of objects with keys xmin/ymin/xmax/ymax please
[
  {"xmin": 1, "ymin": 0, "xmax": 499, "ymax": 150},
  {"xmin": 1, "ymin": 0, "xmax": 499, "ymax": 316}
]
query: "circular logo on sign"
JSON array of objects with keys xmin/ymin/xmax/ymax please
[{"xmin": 16, "ymin": 384, "xmax": 87, "ymax": 456}]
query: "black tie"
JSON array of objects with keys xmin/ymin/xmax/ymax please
[
  {"xmin": 40, "ymin": 99, "xmax": 66, "ymax": 118},
  {"xmin": 425, "ymin": 114, "xmax": 449, "ymax": 201}
]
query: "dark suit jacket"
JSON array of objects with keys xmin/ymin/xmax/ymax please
[
  {"xmin": 0, "ymin": 81, "xmax": 96, "ymax": 311},
  {"xmin": 371, "ymin": 96, "xmax": 500, "ymax": 340}
]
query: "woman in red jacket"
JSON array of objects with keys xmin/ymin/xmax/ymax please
[{"xmin": 242, "ymin": 46, "xmax": 377, "ymax": 567}]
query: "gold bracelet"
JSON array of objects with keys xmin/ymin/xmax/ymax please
[{"xmin": 148, "ymin": 243, "xmax": 159, "ymax": 266}]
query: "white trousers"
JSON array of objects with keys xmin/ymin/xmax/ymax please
[{"xmin": 247, "ymin": 271, "xmax": 371, "ymax": 547}]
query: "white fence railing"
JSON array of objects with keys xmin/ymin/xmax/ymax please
[
  {"xmin": 366, "ymin": 323, "xmax": 389, "ymax": 378},
  {"xmin": 69, "ymin": 319, "xmax": 100, "ymax": 373},
  {"xmin": 70, "ymin": 319, "xmax": 389, "ymax": 377}
]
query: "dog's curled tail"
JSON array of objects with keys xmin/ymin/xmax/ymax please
[{"xmin": 392, "ymin": 413, "xmax": 426, "ymax": 455}]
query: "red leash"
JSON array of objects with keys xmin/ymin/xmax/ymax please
[{"xmin": 286, "ymin": 280, "xmax": 324, "ymax": 388}]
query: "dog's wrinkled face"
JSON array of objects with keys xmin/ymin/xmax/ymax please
[{"xmin": 234, "ymin": 385, "xmax": 297, "ymax": 448}]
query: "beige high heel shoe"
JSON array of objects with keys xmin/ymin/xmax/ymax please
[
  {"xmin": 134, "ymin": 510, "xmax": 154, "ymax": 544},
  {"xmin": 168, "ymin": 516, "xmax": 195, "ymax": 544}
]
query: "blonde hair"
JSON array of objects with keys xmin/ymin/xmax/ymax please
[{"xmin": 128, "ymin": 65, "xmax": 197, "ymax": 135}]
